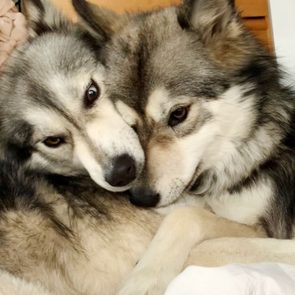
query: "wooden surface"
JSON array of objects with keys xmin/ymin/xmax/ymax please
[
  {"xmin": 52, "ymin": 0, "xmax": 179, "ymax": 14},
  {"xmin": 53, "ymin": 0, "xmax": 273, "ymax": 51},
  {"xmin": 236, "ymin": 0, "xmax": 268, "ymax": 17},
  {"xmin": 236, "ymin": 0, "xmax": 273, "ymax": 51}
]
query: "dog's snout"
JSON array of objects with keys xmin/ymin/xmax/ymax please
[
  {"xmin": 129, "ymin": 187, "xmax": 160, "ymax": 208},
  {"xmin": 105, "ymin": 154, "xmax": 136, "ymax": 188}
]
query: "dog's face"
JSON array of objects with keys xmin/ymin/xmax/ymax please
[
  {"xmin": 73, "ymin": 0, "xmax": 277, "ymax": 206},
  {"xmin": 93, "ymin": 0, "xmax": 270, "ymax": 206},
  {"xmin": 0, "ymin": 0, "xmax": 144, "ymax": 192}
]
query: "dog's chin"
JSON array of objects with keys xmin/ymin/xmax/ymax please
[
  {"xmin": 155, "ymin": 192, "xmax": 202, "ymax": 215},
  {"xmin": 156, "ymin": 186, "xmax": 192, "ymax": 208},
  {"xmin": 156, "ymin": 169, "xmax": 201, "ymax": 209},
  {"xmin": 156, "ymin": 195, "xmax": 182, "ymax": 208}
]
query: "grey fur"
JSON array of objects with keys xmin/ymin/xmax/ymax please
[
  {"xmin": 76, "ymin": 0, "xmax": 295, "ymax": 238},
  {"xmin": 0, "ymin": 161, "xmax": 160, "ymax": 294},
  {"xmin": 0, "ymin": 1, "xmax": 294, "ymax": 294},
  {"xmin": 0, "ymin": 1, "xmax": 159, "ymax": 293},
  {"xmin": 0, "ymin": 0, "xmax": 144, "ymax": 192}
]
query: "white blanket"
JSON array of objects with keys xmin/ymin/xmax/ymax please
[{"xmin": 165, "ymin": 263, "xmax": 295, "ymax": 295}]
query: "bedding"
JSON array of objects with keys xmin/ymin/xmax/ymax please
[
  {"xmin": 166, "ymin": 263, "xmax": 295, "ymax": 295},
  {"xmin": 0, "ymin": 0, "xmax": 28, "ymax": 69}
]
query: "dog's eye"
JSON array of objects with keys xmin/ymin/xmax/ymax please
[
  {"xmin": 168, "ymin": 106, "xmax": 189, "ymax": 127},
  {"xmin": 84, "ymin": 80, "xmax": 100, "ymax": 108},
  {"xmin": 43, "ymin": 136, "xmax": 65, "ymax": 148}
]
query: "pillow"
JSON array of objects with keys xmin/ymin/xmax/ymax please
[
  {"xmin": 0, "ymin": 0, "xmax": 28, "ymax": 69},
  {"xmin": 165, "ymin": 263, "xmax": 295, "ymax": 295}
]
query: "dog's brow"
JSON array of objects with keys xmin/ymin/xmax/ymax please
[
  {"xmin": 145, "ymin": 87, "xmax": 170, "ymax": 122},
  {"xmin": 28, "ymin": 84, "xmax": 83, "ymax": 131},
  {"xmin": 54, "ymin": 104, "xmax": 82, "ymax": 131},
  {"xmin": 115, "ymin": 100, "xmax": 141, "ymax": 126}
]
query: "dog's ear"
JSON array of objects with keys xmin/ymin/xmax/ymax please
[
  {"xmin": 22, "ymin": 0, "xmax": 72, "ymax": 37},
  {"xmin": 177, "ymin": 0, "xmax": 238, "ymax": 39},
  {"xmin": 177, "ymin": 0, "xmax": 257, "ymax": 69},
  {"xmin": 72, "ymin": 0, "xmax": 125, "ymax": 43}
]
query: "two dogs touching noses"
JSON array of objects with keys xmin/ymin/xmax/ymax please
[{"xmin": 0, "ymin": 0, "xmax": 294, "ymax": 294}]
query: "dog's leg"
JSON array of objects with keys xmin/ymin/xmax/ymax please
[
  {"xmin": 117, "ymin": 207, "xmax": 265, "ymax": 295},
  {"xmin": 187, "ymin": 237, "xmax": 295, "ymax": 267}
]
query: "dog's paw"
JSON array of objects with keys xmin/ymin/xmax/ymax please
[{"xmin": 117, "ymin": 269, "xmax": 172, "ymax": 295}]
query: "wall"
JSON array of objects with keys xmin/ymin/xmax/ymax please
[{"xmin": 269, "ymin": 0, "xmax": 295, "ymax": 84}]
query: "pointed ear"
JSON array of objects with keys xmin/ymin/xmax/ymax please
[
  {"xmin": 72, "ymin": 0, "xmax": 125, "ymax": 43},
  {"xmin": 178, "ymin": 0, "xmax": 238, "ymax": 38},
  {"xmin": 177, "ymin": 0, "xmax": 255, "ymax": 69},
  {"xmin": 22, "ymin": 0, "xmax": 73, "ymax": 37}
]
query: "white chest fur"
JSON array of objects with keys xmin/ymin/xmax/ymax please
[{"xmin": 206, "ymin": 179, "xmax": 273, "ymax": 225}]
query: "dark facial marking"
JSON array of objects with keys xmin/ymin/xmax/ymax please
[{"xmin": 4, "ymin": 120, "xmax": 33, "ymax": 162}]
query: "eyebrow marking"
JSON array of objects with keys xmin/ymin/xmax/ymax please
[
  {"xmin": 28, "ymin": 83, "xmax": 83, "ymax": 131},
  {"xmin": 145, "ymin": 87, "xmax": 170, "ymax": 122}
]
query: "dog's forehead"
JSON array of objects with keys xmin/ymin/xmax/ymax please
[
  {"xmin": 26, "ymin": 33, "xmax": 97, "ymax": 76},
  {"xmin": 105, "ymin": 9, "xmax": 227, "ymax": 117},
  {"xmin": 17, "ymin": 33, "xmax": 104, "ymax": 115}
]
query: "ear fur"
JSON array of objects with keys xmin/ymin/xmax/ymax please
[
  {"xmin": 22, "ymin": 0, "xmax": 73, "ymax": 37},
  {"xmin": 72, "ymin": 0, "xmax": 125, "ymax": 43},
  {"xmin": 177, "ymin": 0, "xmax": 261, "ymax": 69},
  {"xmin": 178, "ymin": 0, "xmax": 239, "ymax": 39}
]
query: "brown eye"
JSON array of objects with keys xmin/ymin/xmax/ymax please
[
  {"xmin": 43, "ymin": 136, "xmax": 64, "ymax": 148},
  {"xmin": 168, "ymin": 106, "xmax": 189, "ymax": 127},
  {"xmin": 84, "ymin": 80, "xmax": 100, "ymax": 108}
]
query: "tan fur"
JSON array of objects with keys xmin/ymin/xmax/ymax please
[
  {"xmin": 1, "ymin": 1, "xmax": 293, "ymax": 295},
  {"xmin": 0, "ymin": 270, "xmax": 52, "ymax": 295},
  {"xmin": 188, "ymin": 238, "xmax": 295, "ymax": 267},
  {"xmin": 0, "ymin": 197, "xmax": 271, "ymax": 295},
  {"xmin": 2, "ymin": 185, "xmax": 295, "ymax": 295},
  {"xmin": 118, "ymin": 207, "xmax": 267, "ymax": 295},
  {"xmin": 210, "ymin": 33, "xmax": 259, "ymax": 70},
  {"xmin": 0, "ymin": 189, "xmax": 160, "ymax": 295}
]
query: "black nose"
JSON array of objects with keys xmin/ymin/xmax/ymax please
[
  {"xmin": 105, "ymin": 154, "xmax": 136, "ymax": 187},
  {"xmin": 129, "ymin": 187, "xmax": 160, "ymax": 208}
]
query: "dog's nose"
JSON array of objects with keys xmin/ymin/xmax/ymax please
[
  {"xmin": 105, "ymin": 154, "xmax": 136, "ymax": 187},
  {"xmin": 129, "ymin": 187, "xmax": 160, "ymax": 208}
]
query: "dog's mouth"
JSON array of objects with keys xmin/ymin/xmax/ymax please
[{"xmin": 185, "ymin": 165, "xmax": 201, "ymax": 193}]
